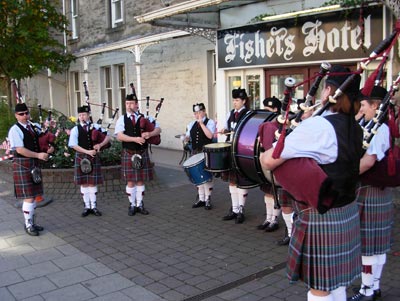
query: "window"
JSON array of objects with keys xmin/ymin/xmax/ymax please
[
  {"xmin": 70, "ymin": 0, "xmax": 78, "ymax": 39},
  {"xmin": 110, "ymin": 0, "xmax": 123, "ymax": 28},
  {"xmin": 101, "ymin": 64, "xmax": 126, "ymax": 118},
  {"xmin": 71, "ymin": 71, "xmax": 81, "ymax": 110}
]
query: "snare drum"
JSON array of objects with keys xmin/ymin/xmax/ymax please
[
  {"xmin": 182, "ymin": 153, "xmax": 212, "ymax": 185},
  {"xmin": 232, "ymin": 110, "xmax": 277, "ymax": 187},
  {"xmin": 203, "ymin": 142, "xmax": 232, "ymax": 172}
]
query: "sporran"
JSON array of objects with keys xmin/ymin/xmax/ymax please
[
  {"xmin": 31, "ymin": 167, "xmax": 42, "ymax": 184},
  {"xmin": 80, "ymin": 158, "xmax": 93, "ymax": 174},
  {"xmin": 131, "ymin": 154, "xmax": 143, "ymax": 170}
]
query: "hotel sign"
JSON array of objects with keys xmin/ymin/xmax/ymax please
[{"xmin": 217, "ymin": 6, "xmax": 384, "ymax": 68}]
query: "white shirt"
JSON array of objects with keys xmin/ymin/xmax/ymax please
[
  {"xmin": 185, "ymin": 117, "xmax": 216, "ymax": 138},
  {"xmin": 68, "ymin": 123, "xmax": 105, "ymax": 148}
]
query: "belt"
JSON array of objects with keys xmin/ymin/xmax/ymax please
[{"xmin": 124, "ymin": 149, "xmax": 145, "ymax": 155}]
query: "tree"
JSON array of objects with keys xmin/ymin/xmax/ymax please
[{"xmin": 0, "ymin": 0, "xmax": 75, "ymax": 107}]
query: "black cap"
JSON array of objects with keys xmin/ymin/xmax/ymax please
[
  {"xmin": 263, "ymin": 96, "xmax": 281, "ymax": 111},
  {"xmin": 193, "ymin": 103, "xmax": 206, "ymax": 112},
  {"xmin": 15, "ymin": 103, "xmax": 28, "ymax": 112},
  {"xmin": 126, "ymin": 94, "xmax": 138, "ymax": 101},
  {"xmin": 77, "ymin": 105, "xmax": 90, "ymax": 113},
  {"xmin": 361, "ymin": 86, "xmax": 387, "ymax": 101},
  {"xmin": 232, "ymin": 88, "xmax": 247, "ymax": 100},
  {"xmin": 325, "ymin": 65, "xmax": 360, "ymax": 100}
]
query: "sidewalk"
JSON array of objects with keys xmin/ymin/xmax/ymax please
[{"xmin": 0, "ymin": 147, "xmax": 399, "ymax": 301}]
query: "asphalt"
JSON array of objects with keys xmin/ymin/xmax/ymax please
[{"xmin": 0, "ymin": 146, "xmax": 399, "ymax": 301}]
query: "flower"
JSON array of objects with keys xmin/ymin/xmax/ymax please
[{"xmin": 69, "ymin": 116, "xmax": 77, "ymax": 123}]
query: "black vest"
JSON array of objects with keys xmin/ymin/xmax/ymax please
[
  {"xmin": 77, "ymin": 124, "xmax": 93, "ymax": 150},
  {"xmin": 226, "ymin": 108, "xmax": 248, "ymax": 142},
  {"xmin": 122, "ymin": 114, "xmax": 147, "ymax": 151},
  {"xmin": 190, "ymin": 118, "xmax": 212, "ymax": 151},
  {"xmin": 320, "ymin": 114, "xmax": 363, "ymax": 207},
  {"xmin": 16, "ymin": 123, "xmax": 40, "ymax": 155}
]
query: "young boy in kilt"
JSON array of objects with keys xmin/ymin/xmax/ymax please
[
  {"xmin": 261, "ymin": 65, "xmax": 364, "ymax": 301},
  {"xmin": 347, "ymin": 86, "xmax": 394, "ymax": 301},
  {"xmin": 68, "ymin": 105, "xmax": 110, "ymax": 217},
  {"xmin": 8, "ymin": 103, "xmax": 50, "ymax": 236},
  {"xmin": 115, "ymin": 93, "xmax": 161, "ymax": 216}
]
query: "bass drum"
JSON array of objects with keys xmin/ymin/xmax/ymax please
[{"xmin": 232, "ymin": 110, "xmax": 277, "ymax": 188}]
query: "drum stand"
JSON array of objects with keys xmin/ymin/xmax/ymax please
[{"xmin": 175, "ymin": 134, "xmax": 192, "ymax": 165}]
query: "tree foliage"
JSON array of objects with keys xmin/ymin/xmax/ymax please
[{"xmin": 0, "ymin": 0, "xmax": 75, "ymax": 80}]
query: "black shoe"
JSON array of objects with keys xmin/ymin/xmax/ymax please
[
  {"xmin": 373, "ymin": 289, "xmax": 381, "ymax": 300},
  {"xmin": 136, "ymin": 206, "xmax": 149, "ymax": 215},
  {"xmin": 235, "ymin": 212, "xmax": 245, "ymax": 224},
  {"xmin": 265, "ymin": 222, "xmax": 279, "ymax": 232},
  {"xmin": 222, "ymin": 211, "xmax": 237, "ymax": 221},
  {"xmin": 25, "ymin": 225, "xmax": 39, "ymax": 236},
  {"xmin": 192, "ymin": 200, "xmax": 206, "ymax": 208},
  {"xmin": 257, "ymin": 221, "xmax": 270, "ymax": 230},
  {"xmin": 347, "ymin": 293, "xmax": 374, "ymax": 301},
  {"xmin": 204, "ymin": 200, "xmax": 212, "ymax": 210},
  {"xmin": 81, "ymin": 208, "xmax": 91, "ymax": 217},
  {"xmin": 128, "ymin": 206, "xmax": 136, "ymax": 216},
  {"xmin": 92, "ymin": 208, "xmax": 102, "ymax": 216},
  {"xmin": 33, "ymin": 224, "xmax": 44, "ymax": 231},
  {"xmin": 276, "ymin": 235, "xmax": 290, "ymax": 246}
]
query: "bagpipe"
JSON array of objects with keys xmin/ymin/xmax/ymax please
[
  {"xmin": 82, "ymin": 81, "xmax": 119, "ymax": 150},
  {"xmin": 130, "ymin": 82, "xmax": 163, "ymax": 145},
  {"xmin": 258, "ymin": 21, "xmax": 400, "ymax": 213},
  {"xmin": 34, "ymin": 105, "xmax": 56, "ymax": 153}
]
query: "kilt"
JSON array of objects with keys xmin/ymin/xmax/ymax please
[
  {"xmin": 356, "ymin": 185, "xmax": 394, "ymax": 255},
  {"xmin": 73, "ymin": 153, "xmax": 103, "ymax": 185},
  {"xmin": 121, "ymin": 148, "xmax": 153, "ymax": 182},
  {"xmin": 13, "ymin": 157, "xmax": 43, "ymax": 199},
  {"xmin": 279, "ymin": 189, "xmax": 294, "ymax": 208},
  {"xmin": 287, "ymin": 200, "xmax": 361, "ymax": 291}
]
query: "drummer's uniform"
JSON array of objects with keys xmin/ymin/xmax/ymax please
[
  {"xmin": 355, "ymin": 123, "xmax": 393, "ymax": 298},
  {"xmin": 279, "ymin": 111, "xmax": 363, "ymax": 292},
  {"xmin": 186, "ymin": 116, "xmax": 216, "ymax": 209},
  {"xmin": 8, "ymin": 121, "xmax": 44, "ymax": 230},
  {"xmin": 68, "ymin": 122, "xmax": 105, "ymax": 214},
  {"xmin": 222, "ymin": 106, "xmax": 249, "ymax": 224},
  {"xmin": 115, "ymin": 112, "xmax": 154, "ymax": 215}
]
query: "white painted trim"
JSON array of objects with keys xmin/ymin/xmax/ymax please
[
  {"xmin": 135, "ymin": 0, "xmax": 227, "ymax": 23},
  {"xmin": 74, "ymin": 30, "xmax": 190, "ymax": 57}
]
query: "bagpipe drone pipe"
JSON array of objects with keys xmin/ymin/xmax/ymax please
[
  {"xmin": 257, "ymin": 21, "xmax": 400, "ymax": 213},
  {"xmin": 130, "ymin": 82, "xmax": 163, "ymax": 146},
  {"xmin": 83, "ymin": 81, "xmax": 119, "ymax": 150},
  {"xmin": 359, "ymin": 73, "xmax": 400, "ymax": 187}
]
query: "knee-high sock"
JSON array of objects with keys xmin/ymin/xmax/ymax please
[
  {"xmin": 373, "ymin": 253, "xmax": 386, "ymax": 290},
  {"xmin": 237, "ymin": 188, "xmax": 248, "ymax": 208},
  {"xmin": 360, "ymin": 255, "xmax": 376, "ymax": 296},
  {"xmin": 126, "ymin": 186, "xmax": 136, "ymax": 207},
  {"xmin": 88, "ymin": 186, "xmax": 98, "ymax": 209},
  {"xmin": 204, "ymin": 181, "xmax": 213, "ymax": 200},
  {"xmin": 22, "ymin": 202, "xmax": 35, "ymax": 227},
  {"xmin": 229, "ymin": 186, "xmax": 239, "ymax": 213},
  {"xmin": 307, "ymin": 291, "xmax": 333, "ymax": 301},
  {"xmin": 80, "ymin": 186, "xmax": 90, "ymax": 208},
  {"xmin": 197, "ymin": 184, "xmax": 205, "ymax": 202},
  {"xmin": 264, "ymin": 196, "xmax": 274, "ymax": 222},
  {"xmin": 136, "ymin": 185, "xmax": 145, "ymax": 207},
  {"xmin": 330, "ymin": 286, "xmax": 346, "ymax": 301},
  {"xmin": 282, "ymin": 212, "xmax": 293, "ymax": 237},
  {"xmin": 272, "ymin": 207, "xmax": 281, "ymax": 222}
]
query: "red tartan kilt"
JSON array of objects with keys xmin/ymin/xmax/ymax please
[
  {"xmin": 13, "ymin": 157, "xmax": 43, "ymax": 199},
  {"xmin": 74, "ymin": 153, "xmax": 103, "ymax": 185},
  {"xmin": 121, "ymin": 149, "xmax": 153, "ymax": 182}
]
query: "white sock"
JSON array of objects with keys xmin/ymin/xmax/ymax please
[
  {"xmin": 237, "ymin": 188, "xmax": 248, "ymax": 207},
  {"xmin": 229, "ymin": 186, "xmax": 239, "ymax": 213},
  {"xmin": 80, "ymin": 186, "xmax": 91, "ymax": 208},
  {"xmin": 282, "ymin": 212, "xmax": 293, "ymax": 237},
  {"xmin": 197, "ymin": 184, "xmax": 205, "ymax": 202},
  {"xmin": 264, "ymin": 196, "xmax": 274, "ymax": 222},
  {"xmin": 88, "ymin": 186, "xmax": 98, "ymax": 209},
  {"xmin": 307, "ymin": 291, "xmax": 333, "ymax": 301},
  {"xmin": 126, "ymin": 186, "xmax": 136, "ymax": 207},
  {"xmin": 22, "ymin": 202, "xmax": 35, "ymax": 227},
  {"xmin": 330, "ymin": 286, "xmax": 346, "ymax": 301},
  {"xmin": 272, "ymin": 207, "xmax": 281, "ymax": 223},
  {"xmin": 136, "ymin": 185, "xmax": 145, "ymax": 207},
  {"xmin": 373, "ymin": 254, "xmax": 386, "ymax": 290},
  {"xmin": 204, "ymin": 181, "xmax": 213, "ymax": 200}
]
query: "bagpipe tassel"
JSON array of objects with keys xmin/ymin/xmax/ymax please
[{"xmin": 272, "ymin": 128, "xmax": 286, "ymax": 159}]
